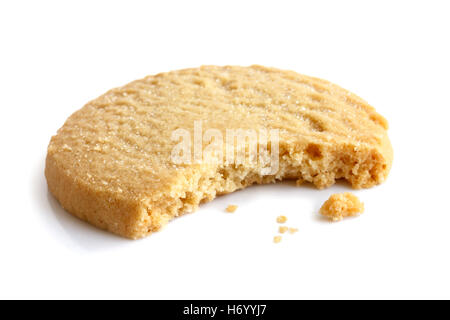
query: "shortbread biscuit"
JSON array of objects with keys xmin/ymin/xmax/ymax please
[
  {"xmin": 45, "ymin": 65, "xmax": 392, "ymax": 239},
  {"xmin": 320, "ymin": 192, "xmax": 364, "ymax": 221}
]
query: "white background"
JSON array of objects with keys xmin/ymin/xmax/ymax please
[{"xmin": 1, "ymin": 0, "xmax": 449, "ymax": 299}]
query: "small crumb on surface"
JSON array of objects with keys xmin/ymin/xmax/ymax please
[
  {"xmin": 273, "ymin": 236, "xmax": 282, "ymax": 243},
  {"xmin": 276, "ymin": 215, "xmax": 287, "ymax": 223},
  {"xmin": 226, "ymin": 205, "xmax": 238, "ymax": 213},
  {"xmin": 319, "ymin": 192, "xmax": 364, "ymax": 221},
  {"xmin": 288, "ymin": 227, "xmax": 299, "ymax": 234},
  {"xmin": 279, "ymin": 226, "xmax": 288, "ymax": 234}
]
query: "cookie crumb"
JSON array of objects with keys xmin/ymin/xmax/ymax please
[
  {"xmin": 276, "ymin": 215, "xmax": 287, "ymax": 223},
  {"xmin": 273, "ymin": 236, "xmax": 282, "ymax": 243},
  {"xmin": 226, "ymin": 205, "xmax": 238, "ymax": 213},
  {"xmin": 319, "ymin": 192, "xmax": 364, "ymax": 221},
  {"xmin": 278, "ymin": 226, "xmax": 288, "ymax": 234},
  {"xmin": 288, "ymin": 227, "xmax": 299, "ymax": 234}
]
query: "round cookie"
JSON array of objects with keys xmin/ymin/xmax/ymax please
[{"xmin": 46, "ymin": 65, "xmax": 392, "ymax": 239}]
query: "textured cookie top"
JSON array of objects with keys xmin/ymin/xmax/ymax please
[{"xmin": 47, "ymin": 65, "xmax": 392, "ymax": 202}]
